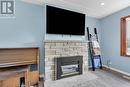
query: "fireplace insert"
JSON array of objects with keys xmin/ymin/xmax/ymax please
[{"xmin": 54, "ymin": 56, "xmax": 83, "ymax": 80}]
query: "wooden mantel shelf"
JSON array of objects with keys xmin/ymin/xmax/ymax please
[{"xmin": 0, "ymin": 48, "xmax": 39, "ymax": 68}]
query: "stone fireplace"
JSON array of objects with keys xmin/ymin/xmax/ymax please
[{"xmin": 45, "ymin": 40, "xmax": 88, "ymax": 82}]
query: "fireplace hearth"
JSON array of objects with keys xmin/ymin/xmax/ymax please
[{"xmin": 54, "ymin": 56, "xmax": 83, "ymax": 80}]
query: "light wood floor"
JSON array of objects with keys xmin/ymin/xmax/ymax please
[{"xmin": 88, "ymin": 69, "xmax": 130, "ymax": 87}]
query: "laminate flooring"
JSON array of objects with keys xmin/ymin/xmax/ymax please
[
  {"xmin": 43, "ymin": 69, "xmax": 130, "ymax": 87},
  {"xmin": 88, "ymin": 69, "xmax": 130, "ymax": 87}
]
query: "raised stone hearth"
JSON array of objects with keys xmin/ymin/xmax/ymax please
[{"xmin": 45, "ymin": 40, "xmax": 88, "ymax": 81}]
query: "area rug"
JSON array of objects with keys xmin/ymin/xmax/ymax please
[{"xmin": 44, "ymin": 72, "xmax": 98, "ymax": 87}]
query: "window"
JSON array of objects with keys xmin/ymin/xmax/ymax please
[{"xmin": 121, "ymin": 15, "xmax": 130, "ymax": 56}]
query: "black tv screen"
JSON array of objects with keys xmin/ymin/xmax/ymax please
[{"xmin": 47, "ymin": 5, "xmax": 85, "ymax": 35}]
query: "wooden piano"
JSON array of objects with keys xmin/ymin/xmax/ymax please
[{"xmin": 0, "ymin": 48, "xmax": 39, "ymax": 87}]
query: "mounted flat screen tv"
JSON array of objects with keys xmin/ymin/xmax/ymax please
[{"xmin": 47, "ymin": 5, "xmax": 85, "ymax": 35}]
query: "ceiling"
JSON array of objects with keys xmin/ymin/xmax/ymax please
[{"xmin": 22, "ymin": 0, "xmax": 130, "ymax": 19}]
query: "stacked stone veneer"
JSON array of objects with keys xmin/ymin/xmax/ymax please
[{"xmin": 45, "ymin": 40, "xmax": 88, "ymax": 81}]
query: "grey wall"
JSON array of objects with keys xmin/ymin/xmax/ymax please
[
  {"xmin": 0, "ymin": 1, "xmax": 45, "ymax": 74},
  {"xmin": 100, "ymin": 7, "xmax": 130, "ymax": 74}
]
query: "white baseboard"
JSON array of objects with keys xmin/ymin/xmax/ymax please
[{"xmin": 103, "ymin": 65, "xmax": 130, "ymax": 77}]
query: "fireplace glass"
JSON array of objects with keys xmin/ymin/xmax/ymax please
[
  {"xmin": 61, "ymin": 64, "xmax": 79, "ymax": 77},
  {"xmin": 54, "ymin": 56, "xmax": 83, "ymax": 80}
]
